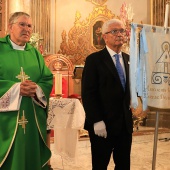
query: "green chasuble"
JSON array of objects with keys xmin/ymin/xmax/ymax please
[{"xmin": 0, "ymin": 35, "xmax": 53, "ymax": 170}]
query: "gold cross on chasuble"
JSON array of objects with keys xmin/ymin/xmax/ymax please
[
  {"xmin": 18, "ymin": 110, "xmax": 28, "ymax": 134},
  {"xmin": 16, "ymin": 67, "xmax": 30, "ymax": 82}
]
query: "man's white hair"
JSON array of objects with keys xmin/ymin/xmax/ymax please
[{"xmin": 102, "ymin": 19, "xmax": 124, "ymax": 34}]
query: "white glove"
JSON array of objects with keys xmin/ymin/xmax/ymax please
[{"xmin": 94, "ymin": 121, "xmax": 107, "ymax": 138}]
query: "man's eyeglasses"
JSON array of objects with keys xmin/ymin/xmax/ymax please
[
  {"xmin": 105, "ymin": 29, "xmax": 126, "ymax": 35},
  {"xmin": 13, "ymin": 22, "xmax": 34, "ymax": 31}
]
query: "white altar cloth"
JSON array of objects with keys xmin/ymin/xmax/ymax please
[{"xmin": 47, "ymin": 98, "xmax": 85, "ymax": 162}]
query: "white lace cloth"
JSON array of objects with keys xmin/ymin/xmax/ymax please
[{"xmin": 47, "ymin": 98, "xmax": 85, "ymax": 163}]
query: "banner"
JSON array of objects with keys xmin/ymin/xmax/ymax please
[{"xmin": 130, "ymin": 24, "xmax": 170, "ymax": 110}]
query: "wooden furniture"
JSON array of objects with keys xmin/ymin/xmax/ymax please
[{"xmin": 44, "ymin": 53, "xmax": 74, "ymax": 97}]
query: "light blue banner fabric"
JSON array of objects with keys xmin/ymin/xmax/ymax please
[
  {"xmin": 129, "ymin": 23, "xmax": 138, "ymax": 109},
  {"xmin": 130, "ymin": 23, "xmax": 170, "ymax": 110}
]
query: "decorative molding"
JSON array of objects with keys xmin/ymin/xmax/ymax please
[
  {"xmin": 44, "ymin": 54, "xmax": 74, "ymax": 73},
  {"xmin": 86, "ymin": 0, "xmax": 107, "ymax": 6},
  {"xmin": 44, "ymin": 53, "xmax": 74, "ymax": 96}
]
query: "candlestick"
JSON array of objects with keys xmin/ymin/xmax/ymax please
[{"xmin": 55, "ymin": 72, "xmax": 62, "ymax": 95}]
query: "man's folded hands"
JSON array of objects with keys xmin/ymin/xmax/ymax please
[{"xmin": 20, "ymin": 80, "xmax": 37, "ymax": 97}]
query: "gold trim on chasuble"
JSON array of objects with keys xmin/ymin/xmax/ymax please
[
  {"xmin": 0, "ymin": 112, "xmax": 20, "ymax": 167},
  {"xmin": 16, "ymin": 67, "xmax": 29, "ymax": 134},
  {"xmin": 32, "ymin": 100, "xmax": 51, "ymax": 167},
  {"xmin": 0, "ymin": 67, "xmax": 49, "ymax": 168},
  {"xmin": 18, "ymin": 110, "xmax": 28, "ymax": 134},
  {"xmin": 16, "ymin": 67, "xmax": 30, "ymax": 82},
  {"xmin": 0, "ymin": 67, "xmax": 31, "ymax": 167}
]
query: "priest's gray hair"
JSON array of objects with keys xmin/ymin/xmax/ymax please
[
  {"xmin": 9, "ymin": 12, "xmax": 31, "ymax": 25},
  {"xmin": 102, "ymin": 19, "xmax": 125, "ymax": 34}
]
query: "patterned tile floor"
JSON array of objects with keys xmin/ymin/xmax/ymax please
[{"xmin": 50, "ymin": 126, "xmax": 170, "ymax": 170}]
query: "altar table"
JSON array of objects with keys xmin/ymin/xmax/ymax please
[{"xmin": 47, "ymin": 98, "xmax": 85, "ymax": 162}]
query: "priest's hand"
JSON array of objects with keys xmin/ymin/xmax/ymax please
[
  {"xmin": 20, "ymin": 80, "xmax": 37, "ymax": 97},
  {"xmin": 94, "ymin": 121, "xmax": 107, "ymax": 138}
]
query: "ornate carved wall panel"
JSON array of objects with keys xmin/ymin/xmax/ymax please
[
  {"xmin": 86, "ymin": 0, "xmax": 107, "ymax": 6},
  {"xmin": 44, "ymin": 54, "xmax": 74, "ymax": 96},
  {"xmin": 58, "ymin": 5, "xmax": 117, "ymax": 65}
]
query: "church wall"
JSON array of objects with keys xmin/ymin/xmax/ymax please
[{"xmin": 55, "ymin": 0, "xmax": 150, "ymax": 52}]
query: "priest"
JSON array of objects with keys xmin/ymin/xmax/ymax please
[{"xmin": 0, "ymin": 12, "xmax": 53, "ymax": 170}]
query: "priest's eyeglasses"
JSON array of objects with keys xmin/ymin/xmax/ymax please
[
  {"xmin": 14, "ymin": 22, "xmax": 34, "ymax": 31},
  {"xmin": 105, "ymin": 29, "xmax": 126, "ymax": 35}
]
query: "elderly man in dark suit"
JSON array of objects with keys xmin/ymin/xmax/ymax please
[{"xmin": 82, "ymin": 18, "xmax": 133, "ymax": 170}]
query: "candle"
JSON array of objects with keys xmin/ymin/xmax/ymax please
[
  {"xmin": 164, "ymin": 2, "xmax": 170, "ymax": 28},
  {"xmin": 55, "ymin": 73, "xmax": 62, "ymax": 95}
]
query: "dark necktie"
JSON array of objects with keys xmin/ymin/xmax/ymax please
[{"xmin": 114, "ymin": 54, "xmax": 126, "ymax": 90}]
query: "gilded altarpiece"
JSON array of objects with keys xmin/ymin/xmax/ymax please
[{"xmin": 58, "ymin": 5, "xmax": 117, "ymax": 65}]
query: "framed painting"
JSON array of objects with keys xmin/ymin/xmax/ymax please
[{"xmin": 92, "ymin": 20, "xmax": 105, "ymax": 50}]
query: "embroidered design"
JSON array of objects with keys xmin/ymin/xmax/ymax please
[
  {"xmin": 16, "ymin": 67, "xmax": 30, "ymax": 82},
  {"xmin": 151, "ymin": 42, "xmax": 170, "ymax": 85},
  {"xmin": 0, "ymin": 92, "xmax": 10, "ymax": 110},
  {"xmin": 47, "ymin": 99, "xmax": 75, "ymax": 129},
  {"xmin": 18, "ymin": 110, "xmax": 28, "ymax": 134}
]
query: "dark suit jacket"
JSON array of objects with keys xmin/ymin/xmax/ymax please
[{"xmin": 81, "ymin": 47, "xmax": 133, "ymax": 136}]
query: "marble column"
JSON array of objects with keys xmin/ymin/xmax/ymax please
[
  {"xmin": 50, "ymin": 0, "xmax": 56, "ymax": 54},
  {"xmin": 8, "ymin": 0, "xmax": 31, "ymax": 15},
  {"xmin": 5, "ymin": 0, "xmax": 31, "ymax": 33}
]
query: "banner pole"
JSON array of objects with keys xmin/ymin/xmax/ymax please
[
  {"xmin": 164, "ymin": 1, "xmax": 170, "ymax": 33},
  {"xmin": 152, "ymin": 111, "xmax": 159, "ymax": 170}
]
